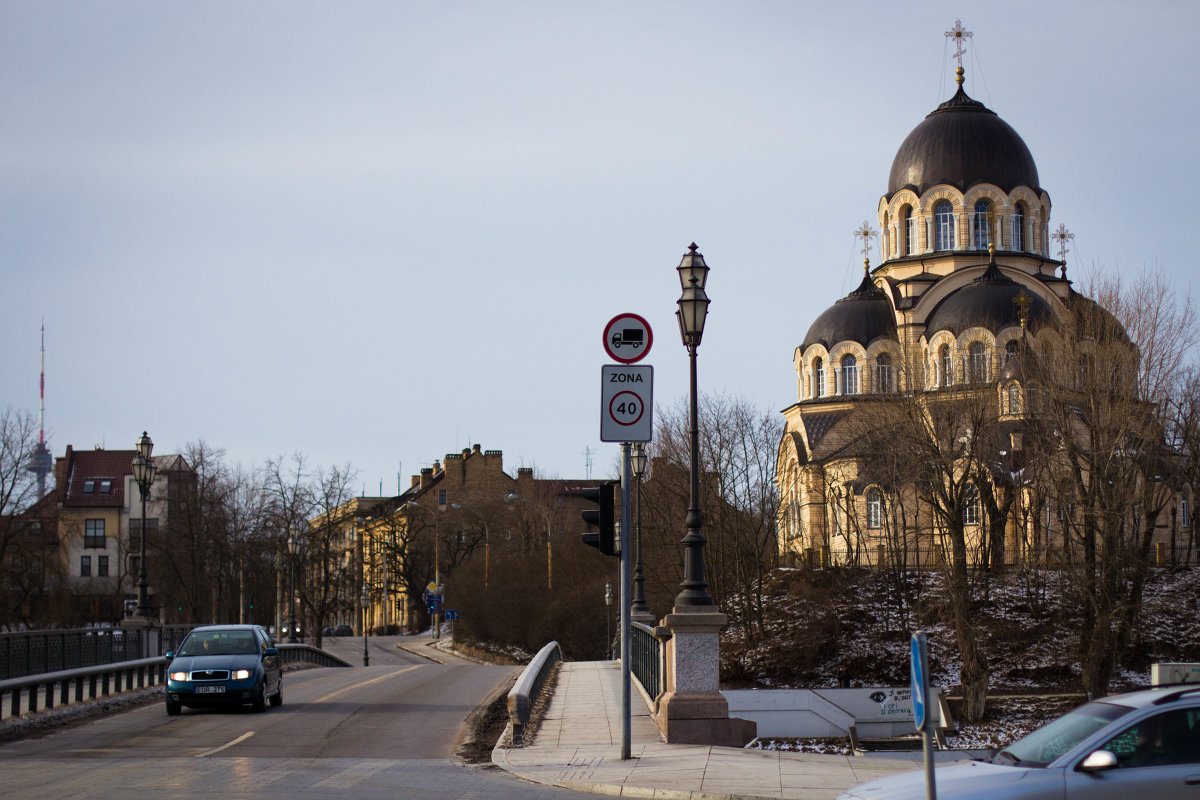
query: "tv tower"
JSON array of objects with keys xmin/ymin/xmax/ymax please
[{"xmin": 26, "ymin": 321, "xmax": 53, "ymax": 498}]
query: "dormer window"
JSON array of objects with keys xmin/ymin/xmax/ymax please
[
  {"xmin": 99, "ymin": 480, "xmax": 112, "ymax": 494},
  {"xmin": 934, "ymin": 200, "xmax": 955, "ymax": 250},
  {"xmin": 83, "ymin": 480, "xmax": 95, "ymax": 494}
]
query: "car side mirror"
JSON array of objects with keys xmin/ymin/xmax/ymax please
[
  {"xmin": 264, "ymin": 647, "xmax": 278, "ymax": 657},
  {"xmin": 1078, "ymin": 750, "xmax": 1118, "ymax": 772},
  {"xmin": 165, "ymin": 651, "xmax": 175, "ymax": 660}
]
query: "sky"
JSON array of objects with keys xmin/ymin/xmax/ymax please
[{"xmin": 2, "ymin": 2, "xmax": 1198, "ymax": 493}]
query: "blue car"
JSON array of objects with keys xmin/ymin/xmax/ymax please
[{"xmin": 165, "ymin": 624, "xmax": 282, "ymax": 715}]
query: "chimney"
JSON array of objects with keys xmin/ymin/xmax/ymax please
[{"xmin": 420, "ymin": 468, "xmax": 434, "ymax": 490}]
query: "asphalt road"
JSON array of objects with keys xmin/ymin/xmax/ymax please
[{"xmin": 0, "ymin": 636, "xmax": 602, "ymax": 799}]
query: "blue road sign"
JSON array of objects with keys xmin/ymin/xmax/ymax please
[
  {"xmin": 427, "ymin": 593, "xmax": 442, "ymax": 608},
  {"xmin": 445, "ymin": 609, "xmax": 458, "ymax": 621},
  {"xmin": 910, "ymin": 631, "xmax": 928, "ymax": 731}
]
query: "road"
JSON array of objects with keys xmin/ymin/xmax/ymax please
[{"xmin": 0, "ymin": 635, "xmax": 601, "ymax": 799}]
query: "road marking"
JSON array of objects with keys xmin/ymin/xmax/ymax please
[
  {"xmin": 312, "ymin": 759, "xmax": 393, "ymax": 788},
  {"xmin": 312, "ymin": 665, "xmax": 422, "ymax": 704},
  {"xmin": 195, "ymin": 731, "xmax": 254, "ymax": 758}
]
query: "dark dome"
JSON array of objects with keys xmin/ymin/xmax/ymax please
[
  {"xmin": 802, "ymin": 272, "xmax": 897, "ymax": 351},
  {"xmin": 924, "ymin": 261, "xmax": 1056, "ymax": 337},
  {"xmin": 887, "ymin": 86, "xmax": 1040, "ymax": 198}
]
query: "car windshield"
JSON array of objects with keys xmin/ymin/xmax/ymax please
[
  {"xmin": 178, "ymin": 631, "xmax": 259, "ymax": 657},
  {"xmin": 1000, "ymin": 701, "xmax": 1133, "ymax": 767}
]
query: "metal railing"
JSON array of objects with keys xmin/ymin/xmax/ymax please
[
  {"xmin": 506, "ymin": 641, "xmax": 561, "ymax": 746},
  {"xmin": 631, "ymin": 621, "xmax": 663, "ymax": 700},
  {"xmin": 0, "ymin": 642, "xmax": 350, "ymax": 723},
  {"xmin": 0, "ymin": 625, "xmax": 198, "ymax": 681}
]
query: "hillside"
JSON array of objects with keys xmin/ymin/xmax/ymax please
[{"xmin": 725, "ymin": 566, "xmax": 1200, "ymax": 750}]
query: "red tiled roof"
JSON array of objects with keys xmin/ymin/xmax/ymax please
[{"xmin": 62, "ymin": 449, "xmax": 136, "ymax": 508}]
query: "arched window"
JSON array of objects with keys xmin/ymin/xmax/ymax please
[
  {"xmin": 874, "ymin": 353, "xmax": 893, "ymax": 393},
  {"xmin": 1013, "ymin": 203, "xmax": 1026, "ymax": 251},
  {"xmin": 972, "ymin": 200, "xmax": 992, "ymax": 249},
  {"xmin": 841, "ymin": 354, "xmax": 858, "ymax": 395},
  {"xmin": 934, "ymin": 200, "xmax": 955, "ymax": 250},
  {"xmin": 939, "ymin": 344, "xmax": 952, "ymax": 387},
  {"xmin": 901, "ymin": 205, "xmax": 914, "ymax": 255},
  {"xmin": 964, "ymin": 483, "xmax": 980, "ymax": 526},
  {"xmin": 968, "ymin": 341, "xmax": 988, "ymax": 383},
  {"xmin": 867, "ymin": 488, "xmax": 883, "ymax": 529},
  {"xmin": 1007, "ymin": 383, "xmax": 1022, "ymax": 414},
  {"xmin": 813, "ymin": 357, "xmax": 824, "ymax": 398},
  {"xmin": 1004, "ymin": 339, "xmax": 1020, "ymax": 364}
]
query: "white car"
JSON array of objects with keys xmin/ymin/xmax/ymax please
[{"xmin": 839, "ymin": 686, "xmax": 1200, "ymax": 800}]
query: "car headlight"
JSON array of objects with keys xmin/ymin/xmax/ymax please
[
  {"xmin": 232, "ymin": 669, "xmax": 252, "ymax": 680},
  {"xmin": 170, "ymin": 671, "xmax": 189, "ymax": 682}
]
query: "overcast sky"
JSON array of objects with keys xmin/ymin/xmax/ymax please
[{"xmin": 2, "ymin": 2, "xmax": 1197, "ymax": 492}]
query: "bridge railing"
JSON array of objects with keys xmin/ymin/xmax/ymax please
[
  {"xmin": 506, "ymin": 641, "xmax": 561, "ymax": 746},
  {"xmin": 0, "ymin": 625, "xmax": 197, "ymax": 680},
  {"xmin": 0, "ymin": 642, "xmax": 350, "ymax": 722},
  {"xmin": 631, "ymin": 621, "xmax": 665, "ymax": 701}
]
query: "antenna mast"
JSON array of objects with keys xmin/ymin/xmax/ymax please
[{"xmin": 27, "ymin": 321, "xmax": 54, "ymax": 497}]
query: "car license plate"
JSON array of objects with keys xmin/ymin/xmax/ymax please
[{"xmin": 195, "ymin": 685, "xmax": 225, "ymax": 694}]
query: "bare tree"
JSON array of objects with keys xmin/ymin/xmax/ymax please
[
  {"xmin": 0, "ymin": 408, "xmax": 59, "ymax": 625},
  {"xmin": 1024, "ymin": 270, "xmax": 1196, "ymax": 698}
]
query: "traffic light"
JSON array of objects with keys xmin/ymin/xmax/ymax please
[{"xmin": 580, "ymin": 480, "xmax": 619, "ymax": 556}]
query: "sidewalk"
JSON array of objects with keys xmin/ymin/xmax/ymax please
[{"xmin": 492, "ymin": 661, "xmax": 926, "ymax": 800}]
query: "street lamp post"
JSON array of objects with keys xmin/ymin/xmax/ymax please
[
  {"xmin": 287, "ymin": 533, "xmax": 301, "ymax": 643},
  {"xmin": 360, "ymin": 588, "xmax": 370, "ymax": 667},
  {"xmin": 505, "ymin": 491, "xmax": 552, "ymax": 591},
  {"xmin": 630, "ymin": 443, "xmax": 651, "ymax": 619},
  {"xmin": 450, "ymin": 503, "xmax": 489, "ymax": 593},
  {"xmin": 406, "ymin": 500, "xmax": 441, "ymax": 639},
  {"xmin": 131, "ymin": 432, "xmax": 157, "ymax": 620},
  {"xmin": 604, "ymin": 581, "xmax": 613, "ymax": 660},
  {"xmin": 674, "ymin": 243, "xmax": 715, "ymax": 609}
]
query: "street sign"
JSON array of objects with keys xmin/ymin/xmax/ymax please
[
  {"xmin": 601, "ymin": 365, "xmax": 653, "ymax": 442},
  {"xmin": 910, "ymin": 631, "xmax": 928, "ymax": 731},
  {"xmin": 427, "ymin": 593, "xmax": 442, "ymax": 608},
  {"xmin": 603, "ymin": 313, "xmax": 653, "ymax": 364},
  {"xmin": 445, "ymin": 609, "xmax": 458, "ymax": 621}
]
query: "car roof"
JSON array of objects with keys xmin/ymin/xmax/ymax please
[
  {"xmin": 187, "ymin": 624, "xmax": 264, "ymax": 633},
  {"xmin": 1103, "ymin": 686, "xmax": 1200, "ymax": 709}
]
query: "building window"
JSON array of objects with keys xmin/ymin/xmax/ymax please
[
  {"xmin": 841, "ymin": 355, "xmax": 859, "ymax": 395},
  {"xmin": 814, "ymin": 358, "xmax": 825, "ymax": 398},
  {"xmin": 1008, "ymin": 383, "xmax": 1022, "ymax": 414},
  {"xmin": 98, "ymin": 556, "xmax": 109, "ymax": 577},
  {"xmin": 1013, "ymin": 203, "xmax": 1026, "ymax": 251},
  {"xmin": 129, "ymin": 555, "xmax": 140, "ymax": 573},
  {"xmin": 1003, "ymin": 339, "xmax": 1020, "ymax": 365},
  {"xmin": 80, "ymin": 556, "xmax": 91, "ymax": 577},
  {"xmin": 85, "ymin": 519, "xmax": 106, "ymax": 548},
  {"xmin": 972, "ymin": 200, "xmax": 992, "ymax": 249},
  {"xmin": 438, "ymin": 489, "xmax": 447, "ymax": 506},
  {"xmin": 874, "ymin": 353, "xmax": 893, "ymax": 393},
  {"xmin": 934, "ymin": 200, "xmax": 955, "ymax": 250},
  {"xmin": 901, "ymin": 206, "xmax": 913, "ymax": 255},
  {"xmin": 867, "ymin": 488, "xmax": 883, "ymax": 529},
  {"xmin": 1182, "ymin": 498, "xmax": 1190, "ymax": 528},
  {"xmin": 964, "ymin": 484, "xmax": 980, "ymax": 526},
  {"xmin": 83, "ymin": 480, "xmax": 95, "ymax": 494},
  {"xmin": 968, "ymin": 342, "xmax": 988, "ymax": 383},
  {"xmin": 939, "ymin": 345, "xmax": 953, "ymax": 387},
  {"xmin": 99, "ymin": 480, "xmax": 112, "ymax": 493}
]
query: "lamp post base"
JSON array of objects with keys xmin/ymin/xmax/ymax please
[{"xmin": 651, "ymin": 611, "xmax": 756, "ymax": 747}]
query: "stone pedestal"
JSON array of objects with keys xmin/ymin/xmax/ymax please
[
  {"xmin": 121, "ymin": 615, "xmax": 162, "ymax": 659},
  {"xmin": 652, "ymin": 611, "xmax": 756, "ymax": 747}
]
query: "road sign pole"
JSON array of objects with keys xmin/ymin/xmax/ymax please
[
  {"xmin": 620, "ymin": 442, "xmax": 632, "ymax": 761},
  {"xmin": 911, "ymin": 631, "xmax": 936, "ymax": 800}
]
